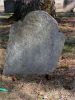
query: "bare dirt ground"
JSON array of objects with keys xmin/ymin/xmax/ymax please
[{"xmin": 0, "ymin": 15, "xmax": 75, "ymax": 100}]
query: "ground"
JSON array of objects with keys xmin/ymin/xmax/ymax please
[{"xmin": 0, "ymin": 12, "xmax": 75, "ymax": 100}]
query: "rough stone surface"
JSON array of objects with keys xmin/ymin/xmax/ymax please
[{"xmin": 3, "ymin": 11, "xmax": 65, "ymax": 76}]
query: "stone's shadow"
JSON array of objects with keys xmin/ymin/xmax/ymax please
[{"xmin": 0, "ymin": 68, "xmax": 3, "ymax": 75}]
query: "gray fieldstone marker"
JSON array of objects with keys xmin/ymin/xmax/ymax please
[{"xmin": 3, "ymin": 11, "xmax": 65, "ymax": 76}]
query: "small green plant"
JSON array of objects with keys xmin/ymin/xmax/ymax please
[{"xmin": 63, "ymin": 43, "xmax": 75, "ymax": 53}]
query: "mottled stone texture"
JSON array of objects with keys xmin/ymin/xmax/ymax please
[{"xmin": 3, "ymin": 11, "xmax": 65, "ymax": 76}]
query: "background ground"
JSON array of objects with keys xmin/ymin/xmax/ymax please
[{"xmin": 0, "ymin": 12, "xmax": 75, "ymax": 100}]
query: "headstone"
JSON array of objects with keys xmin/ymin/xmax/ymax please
[{"xmin": 3, "ymin": 11, "xmax": 65, "ymax": 76}]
